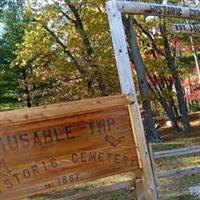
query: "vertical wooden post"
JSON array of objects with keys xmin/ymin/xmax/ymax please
[
  {"xmin": 135, "ymin": 179, "xmax": 146, "ymax": 200},
  {"xmin": 106, "ymin": 1, "xmax": 158, "ymax": 199}
]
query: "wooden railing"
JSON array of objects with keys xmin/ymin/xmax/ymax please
[
  {"xmin": 154, "ymin": 146, "xmax": 200, "ymax": 159},
  {"xmin": 154, "ymin": 145, "xmax": 200, "ymax": 178}
]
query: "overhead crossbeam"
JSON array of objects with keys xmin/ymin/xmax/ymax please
[{"xmin": 116, "ymin": 1, "xmax": 200, "ymax": 19}]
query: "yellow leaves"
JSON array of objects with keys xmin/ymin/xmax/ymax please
[
  {"xmin": 138, "ymin": 92, "xmax": 156, "ymax": 103},
  {"xmin": 143, "ymin": 55, "xmax": 171, "ymax": 76},
  {"xmin": 11, "ymin": 0, "xmax": 119, "ymax": 104}
]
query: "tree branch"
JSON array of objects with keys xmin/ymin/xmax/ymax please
[
  {"xmin": 43, "ymin": 24, "xmax": 87, "ymax": 76},
  {"xmin": 133, "ymin": 18, "xmax": 166, "ymax": 57},
  {"xmin": 64, "ymin": 0, "xmax": 93, "ymax": 57},
  {"xmin": 51, "ymin": 0, "xmax": 76, "ymax": 24}
]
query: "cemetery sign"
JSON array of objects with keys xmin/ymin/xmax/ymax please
[{"xmin": 0, "ymin": 95, "xmax": 139, "ymax": 200}]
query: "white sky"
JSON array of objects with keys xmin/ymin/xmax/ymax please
[{"xmin": 0, "ymin": 22, "xmax": 5, "ymax": 37}]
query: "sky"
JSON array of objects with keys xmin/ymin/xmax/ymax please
[{"xmin": 0, "ymin": 22, "xmax": 5, "ymax": 37}]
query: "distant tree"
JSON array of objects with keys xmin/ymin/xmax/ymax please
[
  {"xmin": 12, "ymin": 0, "xmax": 120, "ymax": 105},
  {"xmin": 133, "ymin": 16, "xmax": 191, "ymax": 131},
  {"xmin": 0, "ymin": 0, "xmax": 25, "ymax": 110}
]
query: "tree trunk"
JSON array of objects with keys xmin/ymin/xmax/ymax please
[
  {"xmin": 158, "ymin": 95, "xmax": 182, "ymax": 132},
  {"xmin": 160, "ymin": 21, "xmax": 190, "ymax": 130},
  {"xmin": 66, "ymin": 2, "xmax": 107, "ymax": 96},
  {"xmin": 126, "ymin": 16, "xmax": 159, "ymax": 142},
  {"xmin": 163, "ymin": 76, "xmax": 179, "ymax": 117},
  {"xmin": 22, "ymin": 69, "xmax": 32, "ymax": 108},
  {"xmin": 147, "ymin": 77, "xmax": 182, "ymax": 132}
]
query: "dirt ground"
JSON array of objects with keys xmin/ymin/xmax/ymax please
[{"xmin": 156, "ymin": 111, "xmax": 200, "ymax": 141}]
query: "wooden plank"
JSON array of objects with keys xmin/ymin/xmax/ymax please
[
  {"xmin": 128, "ymin": 104, "xmax": 158, "ymax": 200},
  {"xmin": 0, "ymin": 95, "xmax": 129, "ymax": 126},
  {"xmin": 0, "ymin": 95, "xmax": 139, "ymax": 200},
  {"xmin": 106, "ymin": 1, "xmax": 136, "ymax": 96},
  {"xmin": 135, "ymin": 179, "xmax": 146, "ymax": 200},
  {"xmin": 147, "ymin": 143, "xmax": 158, "ymax": 184},
  {"xmin": 154, "ymin": 146, "xmax": 200, "ymax": 159},
  {"xmin": 134, "ymin": 170, "xmax": 146, "ymax": 200},
  {"xmin": 158, "ymin": 167, "xmax": 200, "ymax": 178},
  {"xmin": 106, "ymin": 1, "xmax": 158, "ymax": 199},
  {"xmin": 116, "ymin": 1, "xmax": 200, "ymax": 19},
  {"xmin": 169, "ymin": 24, "xmax": 200, "ymax": 33},
  {"xmin": 55, "ymin": 180, "xmax": 134, "ymax": 200}
]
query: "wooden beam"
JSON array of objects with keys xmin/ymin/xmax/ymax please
[
  {"xmin": 0, "ymin": 95, "xmax": 129, "ymax": 126},
  {"xmin": 135, "ymin": 179, "xmax": 146, "ymax": 200},
  {"xmin": 55, "ymin": 180, "xmax": 134, "ymax": 200},
  {"xmin": 154, "ymin": 146, "xmax": 200, "ymax": 159},
  {"xmin": 116, "ymin": 1, "xmax": 200, "ymax": 19},
  {"xmin": 158, "ymin": 167, "xmax": 200, "ymax": 178},
  {"xmin": 169, "ymin": 24, "xmax": 200, "ymax": 33},
  {"xmin": 106, "ymin": 1, "xmax": 136, "ymax": 96}
]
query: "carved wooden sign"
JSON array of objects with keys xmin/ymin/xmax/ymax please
[
  {"xmin": 0, "ymin": 95, "xmax": 139, "ymax": 200},
  {"xmin": 169, "ymin": 23, "xmax": 200, "ymax": 33}
]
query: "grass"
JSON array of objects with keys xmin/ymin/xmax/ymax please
[
  {"xmin": 0, "ymin": 103, "xmax": 24, "ymax": 111},
  {"xmin": 153, "ymin": 133, "xmax": 200, "ymax": 199},
  {"xmin": 30, "ymin": 173, "xmax": 135, "ymax": 200}
]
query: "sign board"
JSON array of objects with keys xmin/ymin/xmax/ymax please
[
  {"xmin": 169, "ymin": 23, "xmax": 200, "ymax": 33},
  {"xmin": 0, "ymin": 95, "xmax": 139, "ymax": 200},
  {"xmin": 116, "ymin": 1, "xmax": 200, "ymax": 19}
]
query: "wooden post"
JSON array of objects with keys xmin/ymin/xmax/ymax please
[
  {"xmin": 134, "ymin": 169, "xmax": 146, "ymax": 200},
  {"xmin": 135, "ymin": 179, "xmax": 146, "ymax": 200},
  {"xmin": 106, "ymin": 1, "xmax": 158, "ymax": 200}
]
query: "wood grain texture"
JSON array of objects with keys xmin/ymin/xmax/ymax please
[
  {"xmin": 0, "ymin": 95, "xmax": 129, "ymax": 126},
  {"xmin": 0, "ymin": 95, "xmax": 139, "ymax": 200}
]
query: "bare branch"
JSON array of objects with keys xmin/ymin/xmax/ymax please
[
  {"xmin": 43, "ymin": 24, "xmax": 86, "ymax": 75},
  {"xmin": 51, "ymin": 0, "xmax": 76, "ymax": 24},
  {"xmin": 133, "ymin": 18, "xmax": 166, "ymax": 57},
  {"xmin": 64, "ymin": 0, "xmax": 93, "ymax": 57}
]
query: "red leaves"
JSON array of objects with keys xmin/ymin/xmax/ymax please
[
  {"xmin": 183, "ymin": 76, "xmax": 200, "ymax": 101},
  {"xmin": 185, "ymin": 90, "xmax": 200, "ymax": 101}
]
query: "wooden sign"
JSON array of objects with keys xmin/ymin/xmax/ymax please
[
  {"xmin": 169, "ymin": 24, "xmax": 200, "ymax": 33},
  {"xmin": 0, "ymin": 95, "xmax": 139, "ymax": 200},
  {"xmin": 116, "ymin": 1, "xmax": 200, "ymax": 19}
]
